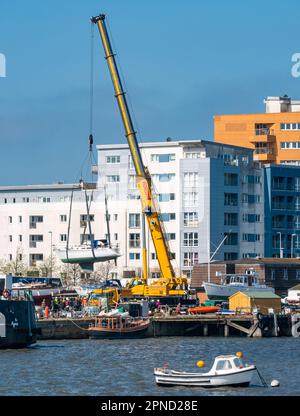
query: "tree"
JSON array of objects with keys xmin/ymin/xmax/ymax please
[
  {"xmin": 90, "ymin": 261, "xmax": 115, "ymax": 284},
  {"xmin": 38, "ymin": 255, "xmax": 60, "ymax": 277},
  {"xmin": 0, "ymin": 248, "xmax": 27, "ymax": 276},
  {"xmin": 59, "ymin": 263, "xmax": 82, "ymax": 287}
]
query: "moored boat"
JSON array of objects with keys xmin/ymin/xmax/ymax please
[
  {"xmin": 88, "ymin": 314, "xmax": 150, "ymax": 339},
  {"xmin": 204, "ymin": 270, "xmax": 274, "ymax": 300},
  {"xmin": 0, "ymin": 275, "xmax": 38, "ymax": 348},
  {"xmin": 154, "ymin": 354, "xmax": 256, "ymax": 387}
]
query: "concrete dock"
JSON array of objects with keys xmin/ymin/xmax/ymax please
[{"xmin": 36, "ymin": 313, "xmax": 295, "ymax": 340}]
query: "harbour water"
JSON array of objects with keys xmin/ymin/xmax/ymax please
[{"xmin": 0, "ymin": 337, "xmax": 299, "ymax": 396}]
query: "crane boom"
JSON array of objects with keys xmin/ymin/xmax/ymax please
[{"xmin": 91, "ymin": 14, "xmax": 176, "ymax": 280}]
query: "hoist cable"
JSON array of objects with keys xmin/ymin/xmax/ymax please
[
  {"xmin": 84, "ymin": 188, "xmax": 96, "ymax": 259},
  {"xmin": 66, "ymin": 188, "xmax": 74, "ymax": 262}
]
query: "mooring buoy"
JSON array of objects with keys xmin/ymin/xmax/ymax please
[{"xmin": 270, "ymin": 379, "xmax": 280, "ymax": 387}]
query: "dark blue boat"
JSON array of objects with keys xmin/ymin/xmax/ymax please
[{"xmin": 0, "ymin": 276, "xmax": 38, "ymax": 348}]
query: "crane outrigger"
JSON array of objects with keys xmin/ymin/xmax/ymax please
[{"xmin": 91, "ymin": 14, "xmax": 188, "ymax": 297}]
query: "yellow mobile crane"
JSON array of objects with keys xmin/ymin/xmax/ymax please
[{"xmin": 91, "ymin": 14, "xmax": 188, "ymax": 298}]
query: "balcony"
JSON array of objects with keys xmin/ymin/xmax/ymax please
[
  {"xmin": 253, "ymin": 148, "xmax": 276, "ymax": 162},
  {"xmin": 250, "ymin": 128, "xmax": 275, "ymax": 143}
]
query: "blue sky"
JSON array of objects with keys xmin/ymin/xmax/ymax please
[{"xmin": 0, "ymin": 0, "xmax": 300, "ymax": 185}]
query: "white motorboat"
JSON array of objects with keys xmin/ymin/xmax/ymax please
[
  {"xmin": 154, "ymin": 354, "xmax": 256, "ymax": 387},
  {"xmin": 204, "ymin": 269, "xmax": 274, "ymax": 300}
]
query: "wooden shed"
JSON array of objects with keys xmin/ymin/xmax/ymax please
[{"xmin": 229, "ymin": 291, "xmax": 281, "ymax": 314}]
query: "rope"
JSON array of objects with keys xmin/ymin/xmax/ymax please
[
  {"xmin": 66, "ymin": 189, "xmax": 74, "ymax": 262},
  {"xmin": 66, "ymin": 316, "xmax": 91, "ymax": 332},
  {"xmin": 256, "ymin": 367, "xmax": 268, "ymax": 387},
  {"xmin": 84, "ymin": 188, "xmax": 96, "ymax": 259},
  {"xmin": 89, "ymin": 22, "xmax": 95, "ymax": 137}
]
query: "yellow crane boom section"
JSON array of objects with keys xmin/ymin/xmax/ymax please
[{"xmin": 91, "ymin": 14, "xmax": 175, "ymax": 280}]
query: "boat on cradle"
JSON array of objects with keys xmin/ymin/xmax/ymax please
[
  {"xmin": 88, "ymin": 312, "xmax": 150, "ymax": 339},
  {"xmin": 154, "ymin": 354, "xmax": 256, "ymax": 387},
  {"xmin": 204, "ymin": 269, "xmax": 274, "ymax": 300},
  {"xmin": 55, "ymin": 240, "xmax": 121, "ymax": 270}
]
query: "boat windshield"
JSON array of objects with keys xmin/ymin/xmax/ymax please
[
  {"xmin": 233, "ymin": 357, "xmax": 244, "ymax": 368},
  {"xmin": 215, "ymin": 360, "xmax": 232, "ymax": 371}
]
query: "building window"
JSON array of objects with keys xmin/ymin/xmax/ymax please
[
  {"xmin": 9, "ymin": 235, "xmax": 12, "ymax": 242},
  {"xmin": 242, "ymin": 175, "xmax": 261, "ymax": 184},
  {"xmin": 184, "ymin": 152, "xmax": 201, "ymax": 159},
  {"xmin": 242, "ymin": 194, "xmax": 261, "ymax": 204},
  {"xmin": 60, "ymin": 234, "xmax": 67, "ymax": 242},
  {"xmin": 29, "ymin": 216, "xmax": 43, "ymax": 228},
  {"xmin": 166, "ymin": 233, "xmax": 176, "ymax": 240},
  {"xmin": 29, "ymin": 253, "xmax": 43, "ymax": 266},
  {"xmin": 151, "ymin": 153, "xmax": 175, "ymax": 163},
  {"xmin": 9, "ymin": 254, "xmax": 12, "ymax": 261},
  {"xmin": 106, "ymin": 175, "xmax": 120, "ymax": 183},
  {"xmin": 159, "ymin": 193, "xmax": 175, "ymax": 202},
  {"xmin": 224, "ymin": 233, "xmax": 238, "ymax": 245},
  {"xmin": 114, "ymin": 214, "xmax": 118, "ymax": 221},
  {"xmin": 29, "ymin": 235, "xmax": 43, "ymax": 248},
  {"xmin": 271, "ymin": 269, "xmax": 276, "ymax": 280},
  {"xmin": 242, "ymin": 253, "xmax": 260, "ymax": 258},
  {"xmin": 106, "ymin": 155, "xmax": 120, "ymax": 164},
  {"xmin": 60, "ymin": 215, "xmax": 67, "ymax": 222},
  {"xmin": 128, "ymin": 175, "xmax": 137, "ymax": 189},
  {"xmin": 19, "ymin": 216, "xmax": 22, "ymax": 223},
  {"xmin": 151, "ymin": 272, "xmax": 161, "ymax": 279},
  {"xmin": 183, "ymin": 212, "xmax": 198, "ymax": 227},
  {"xmin": 18, "ymin": 254, "xmax": 22, "ymax": 261},
  {"xmin": 129, "ymin": 213, "xmax": 140, "ymax": 228},
  {"xmin": 128, "ymin": 155, "xmax": 134, "ymax": 169},
  {"xmin": 183, "ymin": 172, "xmax": 199, "ymax": 187},
  {"xmin": 129, "ymin": 252, "xmax": 140, "ymax": 260},
  {"xmin": 242, "ymin": 233, "xmax": 261, "ymax": 242},
  {"xmin": 283, "ymin": 269, "xmax": 288, "ymax": 280},
  {"xmin": 129, "ymin": 233, "xmax": 140, "ymax": 248},
  {"xmin": 151, "ymin": 253, "xmax": 157, "ymax": 260},
  {"xmin": 19, "ymin": 235, "xmax": 22, "ymax": 242},
  {"xmin": 224, "ymin": 173, "xmax": 238, "ymax": 186},
  {"xmin": 9, "ymin": 216, "xmax": 12, "ymax": 223},
  {"xmin": 296, "ymin": 270, "xmax": 300, "ymax": 280},
  {"xmin": 37, "ymin": 196, "xmax": 51, "ymax": 203},
  {"xmin": 224, "ymin": 193, "xmax": 238, "ymax": 206},
  {"xmin": 80, "ymin": 214, "xmax": 94, "ymax": 227},
  {"xmin": 224, "ymin": 252, "xmax": 238, "ymax": 261},
  {"xmin": 22, "ymin": 197, "xmax": 29, "ymax": 203},
  {"xmin": 160, "ymin": 213, "xmax": 176, "ymax": 222},
  {"xmin": 183, "ymin": 252, "xmax": 199, "ymax": 266},
  {"xmin": 224, "ymin": 213, "xmax": 238, "ymax": 226},
  {"xmin": 4, "ymin": 198, "xmax": 7, "ymax": 204},
  {"xmin": 280, "ymin": 123, "xmax": 300, "ymax": 131},
  {"xmin": 13, "ymin": 198, "xmax": 16, "ymax": 203},
  {"xmin": 152, "ymin": 173, "xmax": 175, "ymax": 182},
  {"xmin": 183, "ymin": 192, "xmax": 198, "ymax": 206},
  {"xmin": 114, "ymin": 233, "xmax": 118, "ymax": 241},
  {"xmin": 242, "ymin": 214, "xmax": 260, "ymax": 223},
  {"xmin": 183, "ymin": 232, "xmax": 198, "ymax": 247}
]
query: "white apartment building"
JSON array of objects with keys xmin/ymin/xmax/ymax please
[{"xmin": 0, "ymin": 139, "xmax": 265, "ymax": 279}]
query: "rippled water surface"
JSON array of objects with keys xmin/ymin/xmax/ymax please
[{"xmin": 0, "ymin": 337, "xmax": 299, "ymax": 396}]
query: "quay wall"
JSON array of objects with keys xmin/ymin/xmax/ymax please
[{"xmin": 36, "ymin": 314, "xmax": 296, "ymax": 339}]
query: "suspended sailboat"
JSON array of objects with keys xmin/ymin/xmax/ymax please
[{"xmin": 55, "ymin": 240, "xmax": 121, "ymax": 272}]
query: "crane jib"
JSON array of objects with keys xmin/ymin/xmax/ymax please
[{"xmin": 91, "ymin": 13, "xmax": 177, "ymax": 281}]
